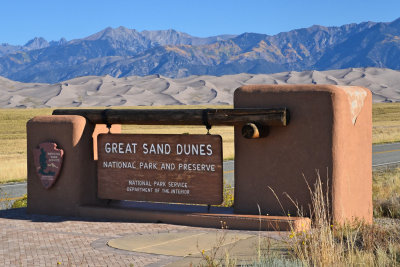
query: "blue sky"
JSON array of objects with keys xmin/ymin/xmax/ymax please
[{"xmin": 1, "ymin": 0, "xmax": 399, "ymax": 45}]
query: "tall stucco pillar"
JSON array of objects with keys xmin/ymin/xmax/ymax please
[
  {"xmin": 234, "ymin": 85, "xmax": 372, "ymax": 223},
  {"xmin": 27, "ymin": 115, "xmax": 101, "ymax": 216}
]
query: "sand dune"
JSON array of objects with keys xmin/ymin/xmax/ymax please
[{"xmin": 1, "ymin": 67, "xmax": 399, "ymax": 108}]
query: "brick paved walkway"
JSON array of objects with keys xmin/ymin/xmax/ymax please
[{"xmin": 0, "ymin": 208, "xmax": 200, "ymax": 266}]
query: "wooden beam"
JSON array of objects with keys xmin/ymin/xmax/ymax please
[{"xmin": 52, "ymin": 108, "xmax": 289, "ymax": 126}]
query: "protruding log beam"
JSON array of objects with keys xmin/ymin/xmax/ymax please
[{"xmin": 52, "ymin": 108, "xmax": 289, "ymax": 127}]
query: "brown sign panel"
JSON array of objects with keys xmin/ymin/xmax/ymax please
[
  {"xmin": 33, "ymin": 142, "xmax": 64, "ymax": 189},
  {"xmin": 97, "ymin": 134, "xmax": 223, "ymax": 205}
]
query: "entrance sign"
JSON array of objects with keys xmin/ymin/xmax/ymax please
[
  {"xmin": 33, "ymin": 142, "xmax": 64, "ymax": 189},
  {"xmin": 97, "ymin": 134, "xmax": 223, "ymax": 204},
  {"xmin": 27, "ymin": 86, "xmax": 372, "ymax": 231}
]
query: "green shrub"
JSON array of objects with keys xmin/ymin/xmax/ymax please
[
  {"xmin": 11, "ymin": 194, "xmax": 27, "ymax": 208},
  {"xmin": 220, "ymin": 180, "xmax": 234, "ymax": 207}
]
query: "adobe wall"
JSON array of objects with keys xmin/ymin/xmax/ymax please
[
  {"xmin": 25, "ymin": 114, "xmax": 310, "ymax": 231},
  {"xmin": 26, "ymin": 115, "xmax": 120, "ymax": 216},
  {"xmin": 234, "ymin": 84, "xmax": 372, "ymax": 223},
  {"xmin": 26, "ymin": 85, "xmax": 372, "ymax": 225}
]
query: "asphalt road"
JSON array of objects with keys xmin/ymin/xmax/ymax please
[
  {"xmin": 0, "ymin": 182, "xmax": 27, "ymax": 210},
  {"xmin": 1, "ymin": 142, "xmax": 399, "ymax": 209},
  {"xmin": 372, "ymin": 142, "xmax": 400, "ymax": 167},
  {"xmin": 223, "ymin": 142, "xmax": 400, "ymax": 186}
]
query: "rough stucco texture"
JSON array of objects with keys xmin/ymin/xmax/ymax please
[
  {"xmin": 234, "ymin": 84, "xmax": 372, "ymax": 224},
  {"xmin": 27, "ymin": 115, "xmax": 101, "ymax": 216}
]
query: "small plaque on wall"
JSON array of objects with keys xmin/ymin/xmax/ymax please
[{"xmin": 33, "ymin": 142, "xmax": 64, "ymax": 189}]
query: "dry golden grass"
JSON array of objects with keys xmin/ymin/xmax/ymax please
[
  {"xmin": 282, "ymin": 173, "xmax": 400, "ymax": 266},
  {"xmin": 0, "ymin": 105, "xmax": 233, "ymax": 183},
  {"xmin": 0, "ymin": 108, "xmax": 53, "ymax": 183},
  {"xmin": 0, "ymin": 159, "xmax": 27, "ymax": 183},
  {"xmin": 373, "ymin": 167, "xmax": 400, "ymax": 218},
  {"xmin": 0, "ymin": 102, "xmax": 399, "ymax": 183},
  {"xmin": 373, "ymin": 103, "xmax": 400, "ymax": 144}
]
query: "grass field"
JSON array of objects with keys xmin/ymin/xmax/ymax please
[
  {"xmin": 373, "ymin": 167, "xmax": 400, "ymax": 218},
  {"xmin": 0, "ymin": 103, "xmax": 399, "ymax": 183},
  {"xmin": 0, "ymin": 108, "xmax": 53, "ymax": 183},
  {"xmin": 373, "ymin": 103, "xmax": 400, "ymax": 144},
  {"xmin": 0, "ymin": 106, "xmax": 233, "ymax": 183}
]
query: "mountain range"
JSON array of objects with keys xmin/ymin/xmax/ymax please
[{"xmin": 0, "ymin": 18, "xmax": 399, "ymax": 83}]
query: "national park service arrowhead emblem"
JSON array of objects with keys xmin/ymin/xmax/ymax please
[{"xmin": 33, "ymin": 142, "xmax": 64, "ymax": 189}]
